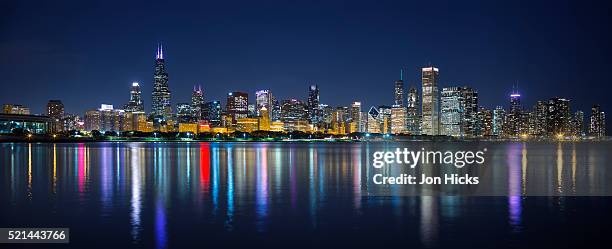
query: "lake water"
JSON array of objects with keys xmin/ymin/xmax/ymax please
[{"xmin": 1, "ymin": 141, "xmax": 612, "ymax": 248}]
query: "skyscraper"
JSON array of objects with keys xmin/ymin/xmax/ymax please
[
  {"xmin": 202, "ymin": 101, "xmax": 222, "ymax": 127},
  {"xmin": 533, "ymin": 101, "xmax": 548, "ymax": 136},
  {"xmin": 391, "ymin": 106, "xmax": 407, "ymax": 134},
  {"xmin": 574, "ymin": 110, "xmax": 585, "ymax": 137},
  {"xmin": 394, "ymin": 69, "xmax": 405, "ymax": 107},
  {"xmin": 590, "ymin": 105, "xmax": 606, "ymax": 137},
  {"xmin": 546, "ymin": 97, "xmax": 571, "ymax": 136},
  {"xmin": 226, "ymin": 92, "xmax": 248, "ymax": 123},
  {"xmin": 151, "ymin": 44, "xmax": 172, "ymax": 124},
  {"xmin": 271, "ymin": 97, "xmax": 281, "ymax": 121},
  {"xmin": 258, "ymin": 106, "xmax": 270, "ymax": 131},
  {"xmin": 2, "ymin": 104, "xmax": 30, "ymax": 115},
  {"xmin": 406, "ymin": 86, "xmax": 420, "ymax": 135},
  {"xmin": 84, "ymin": 110, "xmax": 101, "ymax": 131},
  {"xmin": 367, "ymin": 106, "xmax": 381, "ymax": 134},
  {"xmin": 47, "ymin": 100, "xmax": 64, "ymax": 132},
  {"xmin": 307, "ymin": 85, "xmax": 321, "ymax": 125},
  {"xmin": 255, "ymin": 89, "xmax": 273, "ymax": 119},
  {"xmin": 176, "ymin": 102, "xmax": 193, "ymax": 123},
  {"xmin": 506, "ymin": 92, "xmax": 522, "ymax": 137},
  {"xmin": 125, "ymin": 82, "xmax": 144, "ymax": 112},
  {"xmin": 191, "ymin": 85, "xmax": 204, "ymax": 120},
  {"xmin": 493, "ymin": 106, "xmax": 505, "ymax": 136},
  {"xmin": 478, "ymin": 107, "xmax": 493, "ymax": 136},
  {"xmin": 421, "ymin": 66, "xmax": 440, "ymax": 135},
  {"xmin": 378, "ymin": 106, "xmax": 392, "ymax": 134},
  {"xmin": 351, "ymin": 101, "xmax": 364, "ymax": 132},
  {"xmin": 460, "ymin": 87, "xmax": 478, "ymax": 137},
  {"xmin": 440, "ymin": 87, "xmax": 463, "ymax": 137},
  {"xmin": 280, "ymin": 99, "xmax": 307, "ymax": 122}
]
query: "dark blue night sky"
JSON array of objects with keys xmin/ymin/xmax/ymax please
[{"xmin": 1, "ymin": 0, "xmax": 611, "ymax": 120}]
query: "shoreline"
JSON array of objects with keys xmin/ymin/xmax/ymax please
[{"xmin": 1, "ymin": 135, "xmax": 609, "ymax": 144}]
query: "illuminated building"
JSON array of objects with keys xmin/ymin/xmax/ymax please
[
  {"xmin": 421, "ymin": 66, "xmax": 439, "ymax": 135},
  {"xmin": 2, "ymin": 104, "xmax": 30, "ymax": 115},
  {"xmin": 461, "ymin": 87, "xmax": 478, "ymax": 137},
  {"xmin": 307, "ymin": 85, "xmax": 321, "ymax": 125},
  {"xmin": 349, "ymin": 120, "xmax": 359, "ymax": 133},
  {"xmin": 271, "ymin": 97, "xmax": 281, "ymax": 121},
  {"xmin": 176, "ymin": 102, "xmax": 193, "ymax": 123},
  {"xmin": 378, "ymin": 106, "xmax": 392, "ymax": 134},
  {"xmin": 573, "ymin": 110, "xmax": 585, "ymax": 137},
  {"xmin": 160, "ymin": 119, "xmax": 176, "ymax": 132},
  {"xmin": 546, "ymin": 97, "xmax": 571, "ymax": 136},
  {"xmin": 391, "ymin": 106, "xmax": 407, "ymax": 134},
  {"xmin": 270, "ymin": 121, "xmax": 284, "ymax": 132},
  {"xmin": 505, "ymin": 92, "xmax": 522, "ymax": 137},
  {"xmin": 84, "ymin": 104, "xmax": 131, "ymax": 132},
  {"xmin": 178, "ymin": 123, "xmax": 198, "ymax": 134},
  {"xmin": 258, "ymin": 106, "xmax": 270, "ymax": 131},
  {"xmin": 211, "ymin": 127, "xmax": 228, "ymax": 134},
  {"xmin": 61, "ymin": 114, "xmax": 83, "ymax": 131},
  {"xmin": 236, "ymin": 118, "xmax": 259, "ymax": 132},
  {"xmin": 0, "ymin": 114, "xmax": 51, "ymax": 134},
  {"xmin": 248, "ymin": 104, "xmax": 257, "ymax": 118},
  {"xmin": 478, "ymin": 107, "xmax": 493, "ymax": 136},
  {"xmin": 151, "ymin": 44, "xmax": 172, "ymax": 124},
  {"xmin": 198, "ymin": 122, "xmax": 211, "ymax": 133},
  {"xmin": 226, "ymin": 92, "xmax": 248, "ymax": 123},
  {"xmin": 406, "ymin": 86, "xmax": 420, "ymax": 135},
  {"xmin": 84, "ymin": 110, "xmax": 101, "ymax": 131},
  {"xmin": 284, "ymin": 120, "xmax": 310, "ymax": 132},
  {"xmin": 492, "ymin": 106, "xmax": 505, "ymax": 136},
  {"xmin": 320, "ymin": 104, "xmax": 333, "ymax": 127},
  {"xmin": 256, "ymin": 89, "xmax": 273, "ymax": 119},
  {"xmin": 120, "ymin": 112, "xmax": 133, "ymax": 131},
  {"xmin": 202, "ymin": 101, "xmax": 222, "ymax": 127},
  {"xmin": 133, "ymin": 112, "xmax": 149, "ymax": 132},
  {"xmin": 589, "ymin": 105, "xmax": 606, "ymax": 137},
  {"xmin": 145, "ymin": 121, "xmax": 154, "ymax": 132},
  {"xmin": 124, "ymin": 82, "xmax": 144, "ymax": 112},
  {"xmin": 191, "ymin": 85, "xmax": 204, "ymax": 120},
  {"xmin": 47, "ymin": 100, "xmax": 65, "ymax": 132},
  {"xmin": 331, "ymin": 107, "xmax": 347, "ymax": 134},
  {"xmin": 394, "ymin": 69, "xmax": 405, "ymax": 107},
  {"xmin": 532, "ymin": 101, "xmax": 548, "ymax": 136},
  {"xmin": 367, "ymin": 106, "xmax": 381, "ymax": 133},
  {"xmin": 280, "ymin": 99, "xmax": 307, "ymax": 122},
  {"xmin": 350, "ymin": 101, "xmax": 364, "ymax": 132},
  {"xmin": 99, "ymin": 104, "xmax": 119, "ymax": 132},
  {"xmin": 440, "ymin": 87, "xmax": 463, "ymax": 137},
  {"xmin": 332, "ymin": 121, "xmax": 346, "ymax": 135}
]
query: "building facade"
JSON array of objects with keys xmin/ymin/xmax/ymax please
[
  {"xmin": 226, "ymin": 92, "xmax": 249, "ymax": 123},
  {"xmin": 421, "ymin": 66, "xmax": 440, "ymax": 135},
  {"xmin": 151, "ymin": 44, "xmax": 172, "ymax": 124}
]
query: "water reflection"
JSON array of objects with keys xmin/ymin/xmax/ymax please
[
  {"xmin": 130, "ymin": 146, "xmax": 142, "ymax": 243},
  {"xmin": 1, "ymin": 141, "xmax": 612, "ymax": 248},
  {"xmin": 557, "ymin": 142, "xmax": 564, "ymax": 193}
]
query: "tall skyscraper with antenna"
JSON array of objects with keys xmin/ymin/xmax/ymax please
[
  {"xmin": 151, "ymin": 43, "xmax": 172, "ymax": 124},
  {"xmin": 191, "ymin": 85, "xmax": 204, "ymax": 120}
]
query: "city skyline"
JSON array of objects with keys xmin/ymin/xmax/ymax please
[
  {"xmin": 1, "ymin": 0, "xmax": 611, "ymax": 117},
  {"xmin": 0, "ymin": 41, "xmax": 608, "ymax": 137}
]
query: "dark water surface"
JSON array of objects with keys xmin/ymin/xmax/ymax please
[{"xmin": 1, "ymin": 142, "xmax": 611, "ymax": 248}]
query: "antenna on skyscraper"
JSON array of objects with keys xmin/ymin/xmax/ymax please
[
  {"xmin": 156, "ymin": 43, "xmax": 160, "ymax": 59},
  {"xmin": 159, "ymin": 43, "xmax": 164, "ymax": 59},
  {"xmin": 400, "ymin": 68, "xmax": 404, "ymax": 81}
]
